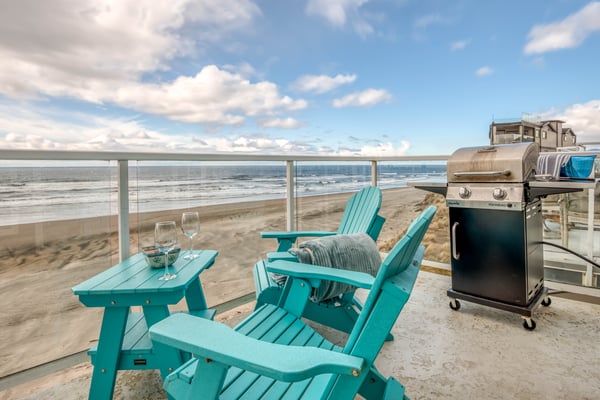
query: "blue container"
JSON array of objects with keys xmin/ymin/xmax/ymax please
[{"xmin": 560, "ymin": 155, "xmax": 596, "ymax": 178}]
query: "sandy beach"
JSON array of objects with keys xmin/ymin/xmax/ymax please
[{"xmin": 0, "ymin": 187, "xmax": 449, "ymax": 377}]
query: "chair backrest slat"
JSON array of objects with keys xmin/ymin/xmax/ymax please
[
  {"xmin": 324, "ymin": 206, "xmax": 435, "ymax": 397},
  {"xmin": 337, "ymin": 186, "xmax": 382, "ymax": 235},
  {"xmin": 343, "ymin": 206, "xmax": 436, "ymax": 354}
]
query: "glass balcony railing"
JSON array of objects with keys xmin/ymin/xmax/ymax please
[{"xmin": 0, "ymin": 149, "xmax": 597, "ymax": 383}]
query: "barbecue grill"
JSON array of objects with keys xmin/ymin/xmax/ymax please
[{"xmin": 413, "ymin": 142, "xmax": 582, "ymax": 330}]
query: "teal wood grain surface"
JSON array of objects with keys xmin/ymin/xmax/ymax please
[
  {"xmin": 72, "ymin": 249, "xmax": 218, "ymax": 400},
  {"xmin": 73, "ymin": 250, "xmax": 217, "ymax": 307},
  {"xmin": 149, "ymin": 206, "xmax": 437, "ymax": 400},
  {"xmin": 255, "ymin": 186, "xmax": 386, "ymax": 338}
]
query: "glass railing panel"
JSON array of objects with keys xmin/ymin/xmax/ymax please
[
  {"xmin": 0, "ymin": 161, "xmax": 116, "ymax": 377},
  {"xmin": 7, "ymin": 151, "xmax": 598, "ymax": 382},
  {"xmin": 542, "ymin": 188, "xmax": 600, "ymax": 289},
  {"xmin": 376, "ymin": 161, "xmax": 448, "ymax": 260},
  {"xmin": 292, "ymin": 162, "xmax": 372, "ymax": 237},
  {"xmin": 130, "ymin": 161, "xmax": 287, "ymax": 306}
]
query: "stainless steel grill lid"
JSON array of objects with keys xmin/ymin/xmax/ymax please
[{"xmin": 447, "ymin": 143, "xmax": 539, "ymax": 183}]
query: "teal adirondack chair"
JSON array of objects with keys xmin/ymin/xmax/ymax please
[
  {"xmin": 261, "ymin": 185, "xmax": 385, "ymax": 253},
  {"xmin": 149, "ymin": 206, "xmax": 437, "ymax": 400},
  {"xmin": 254, "ymin": 186, "xmax": 386, "ymax": 335}
]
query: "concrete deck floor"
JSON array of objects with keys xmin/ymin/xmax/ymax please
[{"xmin": 2, "ymin": 270, "xmax": 600, "ymax": 400}]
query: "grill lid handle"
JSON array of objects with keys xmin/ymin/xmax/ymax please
[
  {"xmin": 477, "ymin": 146, "xmax": 497, "ymax": 153},
  {"xmin": 452, "ymin": 170, "xmax": 511, "ymax": 178}
]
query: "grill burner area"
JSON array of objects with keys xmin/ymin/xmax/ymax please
[{"xmin": 413, "ymin": 142, "xmax": 583, "ymax": 330}]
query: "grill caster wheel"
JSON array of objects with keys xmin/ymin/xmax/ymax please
[
  {"xmin": 541, "ymin": 297, "xmax": 552, "ymax": 307},
  {"xmin": 449, "ymin": 299, "xmax": 460, "ymax": 311},
  {"xmin": 522, "ymin": 317, "xmax": 536, "ymax": 331}
]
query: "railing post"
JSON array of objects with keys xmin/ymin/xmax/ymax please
[
  {"xmin": 286, "ymin": 160, "xmax": 295, "ymax": 231},
  {"xmin": 586, "ymin": 187, "xmax": 595, "ymax": 286},
  {"xmin": 371, "ymin": 160, "xmax": 378, "ymax": 186},
  {"xmin": 118, "ymin": 160, "xmax": 130, "ymax": 261}
]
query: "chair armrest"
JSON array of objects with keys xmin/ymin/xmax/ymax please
[
  {"xmin": 267, "ymin": 251, "xmax": 298, "ymax": 262},
  {"xmin": 260, "ymin": 231, "xmax": 336, "ymax": 240},
  {"xmin": 266, "ymin": 260, "xmax": 375, "ymax": 289},
  {"xmin": 150, "ymin": 313, "xmax": 365, "ymax": 382}
]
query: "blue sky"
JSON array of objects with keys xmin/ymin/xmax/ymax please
[{"xmin": 0, "ymin": 0, "xmax": 599, "ymax": 156}]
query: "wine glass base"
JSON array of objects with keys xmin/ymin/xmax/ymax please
[
  {"xmin": 183, "ymin": 253, "xmax": 199, "ymax": 260},
  {"xmin": 158, "ymin": 273, "xmax": 177, "ymax": 281}
]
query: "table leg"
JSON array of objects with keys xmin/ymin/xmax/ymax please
[
  {"xmin": 184, "ymin": 277, "xmax": 208, "ymax": 311},
  {"xmin": 143, "ymin": 305, "xmax": 184, "ymax": 380},
  {"xmin": 88, "ymin": 307, "xmax": 129, "ymax": 400}
]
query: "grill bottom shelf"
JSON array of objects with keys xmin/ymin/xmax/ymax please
[{"xmin": 447, "ymin": 287, "xmax": 550, "ymax": 330}]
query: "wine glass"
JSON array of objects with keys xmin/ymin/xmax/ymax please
[
  {"xmin": 181, "ymin": 211, "xmax": 200, "ymax": 260},
  {"xmin": 155, "ymin": 221, "xmax": 178, "ymax": 281}
]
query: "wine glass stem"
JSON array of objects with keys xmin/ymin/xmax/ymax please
[
  {"xmin": 189, "ymin": 237, "xmax": 193, "ymax": 255},
  {"xmin": 164, "ymin": 250, "xmax": 170, "ymax": 277}
]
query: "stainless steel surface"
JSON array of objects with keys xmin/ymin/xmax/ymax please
[
  {"xmin": 451, "ymin": 222, "xmax": 460, "ymax": 260},
  {"xmin": 446, "ymin": 184, "xmax": 526, "ymax": 210},
  {"xmin": 434, "ymin": 143, "xmax": 547, "ymax": 310},
  {"xmin": 447, "ymin": 143, "xmax": 539, "ymax": 183},
  {"xmin": 452, "ymin": 170, "xmax": 511, "ymax": 178}
]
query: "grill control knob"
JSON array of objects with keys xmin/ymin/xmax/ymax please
[
  {"xmin": 493, "ymin": 188, "xmax": 507, "ymax": 200},
  {"xmin": 458, "ymin": 187, "xmax": 471, "ymax": 199}
]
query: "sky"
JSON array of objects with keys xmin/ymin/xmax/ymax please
[{"xmin": 0, "ymin": 0, "xmax": 599, "ymax": 156}]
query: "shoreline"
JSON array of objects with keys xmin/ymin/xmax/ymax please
[{"xmin": 0, "ymin": 187, "xmax": 434, "ymax": 253}]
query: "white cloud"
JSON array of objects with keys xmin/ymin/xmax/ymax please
[
  {"xmin": 114, "ymin": 65, "xmax": 307, "ymax": 125},
  {"xmin": 292, "ymin": 74, "xmax": 357, "ymax": 94},
  {"xmin": 325, "ymin": 140, "xmax": 411, "ymax": 156},
  {"xmin": 414, "ymin": 14, "xmax": 446, "ymax": 29},
  {"xmin": 476, "ymin": 66, "xmax": 494, "ymax": 76},
  {"xmin": 259, "ymin": 117, "xmax": 306, "ymax": 129},
  {"xmin": 305, "ymin": 0, "xmax": 373, "ymax": 36},
  {"xmin": 184, "ymin": 0, "xmax": 261, "ymax": 42},
  {"xmin": 0, "ymin": 100, "xmax": 418, "ymax": 156},
  {"xmin": 332, "ymin": 89, "xmax": 392, "ymax": 108},
  {"xmin": 0, "ymin": 0, "xmax": 304, "ymax": 127},
  {"xmin": 358, "ymin": 140, "xmax": 411, "ymax": 156},
  {"xmin": 222, "ymin": 62, "xmax": 260, "ymax": 79},
  {"xmin": 450, "ymin": 39, "xmax": 470, "ymax": 51},
  {"xmin": 0, "ymin": 105, "xmax": 175, "ymax": 151},
  {"xmin": 524, "ymin": 2, "xmax": 600, "ymax": 54},
  {"xmin": 0, "ymin": 0, "xmax": 190, "ymax": 98},
  {"xmin": 553, "ymin": 100, "xmax": 600, "ymax": 143}
]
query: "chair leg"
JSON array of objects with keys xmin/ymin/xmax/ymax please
[
  {"xmin": 383, "ymin": 377, "xmax": 407, "ymax": 400},
  {"xmin": 185, "ymin": 358, "xmax": 228, "ymax": 399}
]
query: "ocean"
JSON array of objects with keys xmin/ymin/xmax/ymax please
[{"xmin": 0, "ymin": 163, "xmax": 445, "ymax": 226}]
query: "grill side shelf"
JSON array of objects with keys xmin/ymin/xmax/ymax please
[
  {"xmin": 409, "ymin": 182, "xmax": 447, "ymax": 196},
  {"xmin": 527, "ymin": 179, "xmax": 594, "ymax": 198}
]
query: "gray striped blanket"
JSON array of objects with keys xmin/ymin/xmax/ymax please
[
  {"xmin": 537, "ymin": 153, "xmax": 571, "ymax": 179},
  {"xmin": 284, "ymin": 232, "xmax": 382, "ymax": 302}
]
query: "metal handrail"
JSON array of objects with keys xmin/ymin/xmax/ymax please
[
  {"xmin": 0, "ymin": 149, "xmax": 448, "ymax": 162},
  {"xmin": 0, "ymin": 149, "xmax": 449, "ymax": 261}
]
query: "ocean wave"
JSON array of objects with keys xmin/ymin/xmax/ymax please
[{"xmin": 0, "ymin": 164, "xmax": 444, "ymax": 225}]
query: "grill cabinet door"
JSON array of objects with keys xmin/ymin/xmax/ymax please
[{"xmin": 449, "ymin": 204, "xmax": 543, "ymax": 305}]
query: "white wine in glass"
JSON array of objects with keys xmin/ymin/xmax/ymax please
[
  {"xmin": 181, "ymin": 211, "xmax": 200, "ymax": 259},
  {"xmin": 155, "ymin": 221, "xmax": 178, "ymax": 281}
]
